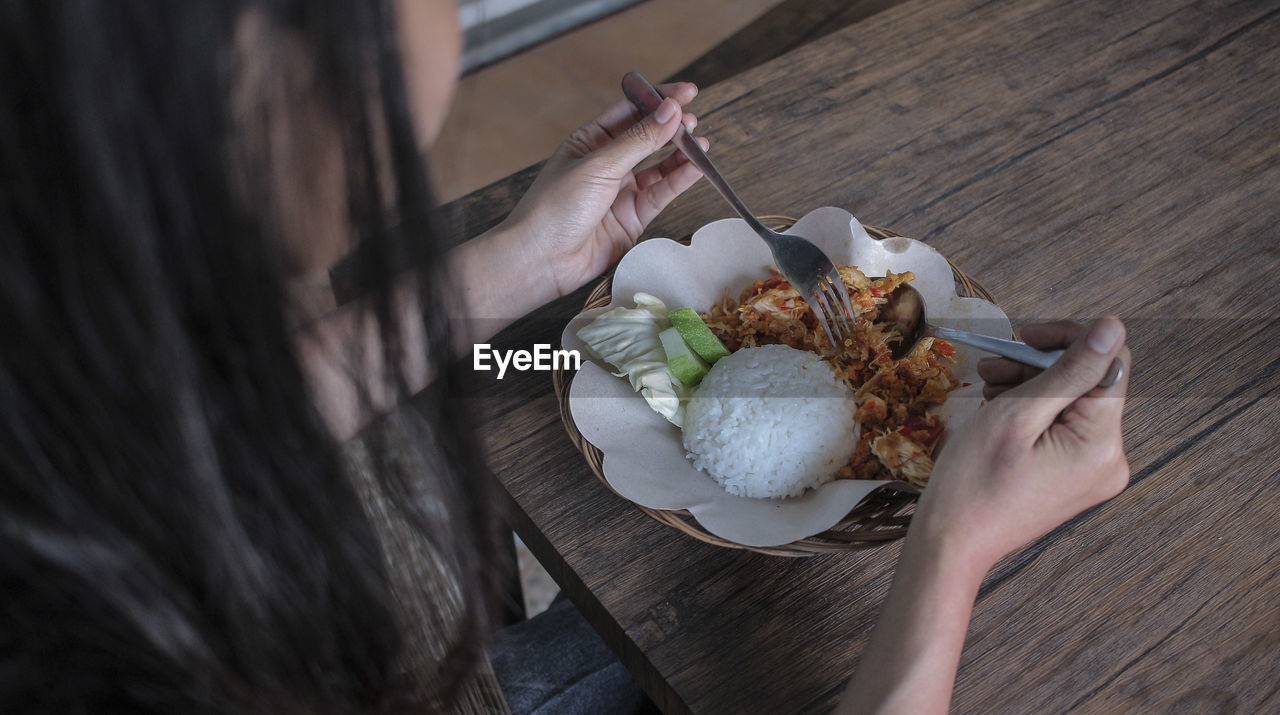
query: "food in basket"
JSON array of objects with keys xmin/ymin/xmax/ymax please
[
  {"xmin": 576, "ymin": 293, "xmax": 689, "ymax": 426},
  {"xmin": 683, "ymin": 345, "xmax": 857, "ymax": 498},
  {"xmin": 667, "ymin": 307, "xmax": 732, "ymax": 362},
  {"xmin": 702, "ymin": 266, "xmax": 957, "ymax": 487},
  {"xmin": 658, "ymin": 326, "xmax": 710, "ymax": 386},
  {"xmin": 576, "ymin": 264, "xmax": 958, "ymax": 493}
]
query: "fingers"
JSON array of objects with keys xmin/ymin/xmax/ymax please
[
  {"xmin": 979, "ymin": 321, "xmax": 1084, "ymax": 399},
  {"xmin": 568, "ymin": 82, "xmax": 699, "ymax": 156},
  {"xmin": 1000, "ymin": 317, "xmax": 1128, "ymax": 429},
  {"xmin": 585, "ymin": 97, "xmax": 688, "ymax": 179},
  {"xmin": 978, "ymin": 357, "xmax": 1040, "ymax": 400},
  {"xmin": 981, "ymin": 320, "xmax": 1099, "ymax": 399},
  {"xmin": 1019, "ymin": 320, "xmax": 1087, "ymax": 350},
  {"xmin": 634, "ymin": 136, "xmax": 709, "ymax": 189},
  {"xmin": 631, "ymin": 152, "xmax": 706, "ymax": 226},
  {"xmin": 977, "ymin": 356, "xmax": 1037, "ymax": 383},
  {"xmin": 656, "ymin": 81, "xmax": 699, "ymax": 104},
  {"xmin": 1059, "ymin": 341, "xmax": 1131, "ymax": 432}
]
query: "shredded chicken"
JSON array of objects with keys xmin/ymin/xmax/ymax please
[
  {"xmin": 702, "ymin": 266, "xmax": 958, "ymax": 485},
  {"xmin": 871, "ymin": 431, "xmax": 936, "ymax": 489}
]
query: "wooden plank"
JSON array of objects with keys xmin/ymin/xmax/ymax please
[
  {"xmin": 449, "ymin": 0, "xmax": 1280, "ymax": 711},
  {"xmin": 956, "ymin": 393, "xmax": 1280, "ymax": 713},
  {"xmin": 665, "ymin": 0, "xmax": 911, "ymax": 88}
]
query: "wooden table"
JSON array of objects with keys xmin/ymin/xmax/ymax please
[{"xmin": 448, "ymin": 0, "xmax": 1280, "ymax": 711}]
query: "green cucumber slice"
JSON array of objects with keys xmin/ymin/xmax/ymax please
[
  {"xmin": 667, "ymin": 307, "xmax": 731, "ymax": 363},
  {"xmin": 659, "ymin": 326, "xmax": 709, "ymax": 386}
]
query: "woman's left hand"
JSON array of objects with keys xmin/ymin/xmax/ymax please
[{"xmin": 502, "ymin": 81, "xmax": 707, "ymax": 297}]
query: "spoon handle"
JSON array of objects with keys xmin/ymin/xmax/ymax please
[
  {"xmin": 931, "ymin": 326, "xmax": 1123, "ymax": 388},
  {"xmin": 620, "ymin": 72, "xmax": 771, "ymax": 238},
  {"xmin": 932, "ymin": 327, "xmax": 1062, "ymax": 368}
]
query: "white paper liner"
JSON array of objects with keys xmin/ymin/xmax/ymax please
[{"xmin": 562, "ymin": 207, "xmax": 1010, "ymax": 547}]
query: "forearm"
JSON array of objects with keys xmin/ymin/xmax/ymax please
[
  {"xmin": 444, "ymin": 217, "xmax": 558, "ymax": 354},
  {"xmin": 837, "ymin": 524, "xmax": 989, "ymax": 714},
  {"xmin": 294, "ymin": 273, "xmax": 429, "ymax": 442},
  {"xmin": 297, "ymin": 218, "xmax": 559, "ymax": 441}
]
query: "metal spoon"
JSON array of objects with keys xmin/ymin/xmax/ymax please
[{"xmin": 881, "ymin": 283, "xmax": 1123, "ymax": 388}]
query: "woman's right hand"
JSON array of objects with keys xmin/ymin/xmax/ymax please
[{"xmin": 912, "ymin": 317, "xmax": 1133, "ymax": 570}]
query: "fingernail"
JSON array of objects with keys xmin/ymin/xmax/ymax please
[
  {"xmin": 1087, "ymin": 318, "xmax": 1123, "ymax": 354},
  {"xmin": 655, "ymin": 99, "xmax": 678, "ymax": 124}
]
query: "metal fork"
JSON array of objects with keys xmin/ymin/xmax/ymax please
[{"xmin": 620, "ymin": 72, "xmax": 857, "ymax": 349}]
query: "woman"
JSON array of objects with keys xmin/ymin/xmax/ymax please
[{"xmin": 0, "ymin": 1, "xmax": 1131, "ymax": 712}]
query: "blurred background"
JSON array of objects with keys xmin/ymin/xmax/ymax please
[{"xmin": 432, "ymin": 0, "xmax": 784, "ymax": 204}]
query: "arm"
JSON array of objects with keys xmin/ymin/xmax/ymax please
[
  {"xmin": 839, "ymin": 318, "xmax": 1133, "ymax": 713},
  {"xmin": 443, "ymin": 219, "xmax": 558, "ymax": 351},
  {"xmin": 837, "ymin": 525, "xmax": 986, "ymax": 714},
  {"xmin": 444, "ymin": 82, "xmax": 707, "ymax": 350},
  {"xmin": 297, "ymin": 83, "xmax": 707, "ymax": 441}
]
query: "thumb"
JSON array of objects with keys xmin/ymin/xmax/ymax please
[
  {"xmin": 587, "ymin": 98, "xmax": 682, "ymax": 178},
  {"xmin": 1002, "ymin": 317, "xmax": 1126, "ymax": 428}
]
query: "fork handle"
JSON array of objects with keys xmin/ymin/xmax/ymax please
[{"xmin": 621, "ymin": 72, "xmax": 772, "ymax": 239}]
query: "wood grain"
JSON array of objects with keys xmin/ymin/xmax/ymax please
[
  {"xmin": 444, "ymin": 0, "xmax": 1280, "ymax": 712},
  {"xmin": 665, "ymin": 0, "xmax": 911, "ymax": 88}
]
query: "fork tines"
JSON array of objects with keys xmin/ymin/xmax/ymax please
[{"xmin": 810, "ymin": 268, "xmax": 857, "ymax": 350}]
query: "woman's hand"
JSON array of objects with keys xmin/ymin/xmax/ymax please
[
  {"xmin": 501, "ymin": 81, "xmax": 708, "ymax": 298},
  {"xmin": 444, "ymin": 82, "xmax": 706, "ymax": 353},
  {"xmin": 839, "ymin": 317, "xmax": 1132, "ymax": 714},
  {"xmin": 915, "ymin": 317, "xmax": 1133, "ymax": 570},
  {"xmin": 311, "ymin": 84, "xmax": 706, "ymax": 438}
]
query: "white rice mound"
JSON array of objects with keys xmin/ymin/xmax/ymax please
[{"xmin": 682, "ymin": 344, "xmax": 858, "ymax": 499}]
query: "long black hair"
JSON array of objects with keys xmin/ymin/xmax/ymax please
[{"xmin": 0, "ymin": 1, "xmax": 502, "ymax": 711}]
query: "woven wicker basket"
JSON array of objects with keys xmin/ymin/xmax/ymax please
[{"xmin": 552, "ymin": 218, "xmax": 998, "ymax": 557}]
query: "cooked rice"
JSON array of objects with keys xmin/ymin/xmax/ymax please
[{"xmin": 683, "ymin": 345, "xmax": 858, "ymax": 499}]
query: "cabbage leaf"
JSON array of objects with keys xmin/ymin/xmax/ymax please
[{"xmin": 576, "ymin": 293, "xmax": 689, "ymax": 426}]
